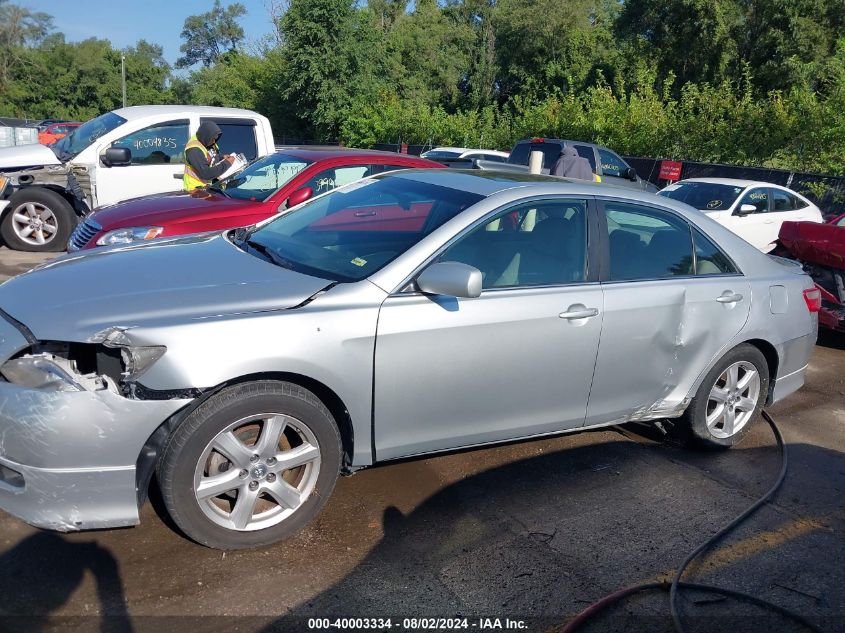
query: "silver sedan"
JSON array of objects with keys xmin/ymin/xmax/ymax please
[{"xmin": 0, "ymin": 170, "xmax": 818, "ymax": 549}]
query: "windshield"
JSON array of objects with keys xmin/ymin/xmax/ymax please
[
  {"xmin": 238, "ymin": 175, "xmax": 484, "ymax": 282},
  {"xmin": 218, "ymin": 153, "xmax": 312, "ymax": 201},
  {"xmin": 51, "ymin": 111, "xmax": 126, "ymax": 160},
  {"xmin": 658, "ymin": 182, "xmax": 745, "ymax": 211}
]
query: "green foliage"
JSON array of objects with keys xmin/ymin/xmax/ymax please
[
  {"xmin": 2, "ymin": 0, "xmax": 845, "ymax": 175},
  {"xmin": 176, "ymin": 0, "xmax": 246, "ymax": 69}
]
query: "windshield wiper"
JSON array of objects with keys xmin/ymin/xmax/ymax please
[
  {"xmin": 207, "ymin": 184, "xmax": 229, "ymax": 197},
  {"xmin": 241, "ymin": 237, "xmax": 297, "ymax": 271}
]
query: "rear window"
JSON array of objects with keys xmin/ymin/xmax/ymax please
[
  {"xmin": 658, "ymin": 182, "xmax": 744, "ymax": 211},
  {"xmin": 507, "ymin": 142, "xmax": 564, "ymax": 169}
]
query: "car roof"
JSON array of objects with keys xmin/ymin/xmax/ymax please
[
  {"xmin": 382, "ymin": 168, "xmax": 638, "ymax": 197},
  {"xmin": 111, "ymin": 105, "xmax": 264, "ymax": 121},
  {"xmin": 679, "ymin": 177, "xmax": 780, "ymax": 189},
  {"xmin": 426, "ymin": 147, "xmax": 471, "ymax": 153},
  {"xmin": 276, "ymin": 147, "xmax": 439, "ymax": 162}
]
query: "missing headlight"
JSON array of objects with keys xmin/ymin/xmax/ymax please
[{"xmin": 1, "ymin": 346, "xmax": 119, "ymax": 393}]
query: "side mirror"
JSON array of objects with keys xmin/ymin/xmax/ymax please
[
  {"xmin": 624, "ymin": 167, "xmax": 638, "ymax": 181},
  {"xmin": 286, "ymin": 186, "xmax": 313, "ymax": 209},
  {"xmin": 417, "ymin": 262, "xmax": 482, "ymax": 299},
  {"xmin": 735, "ymin": 204, "xmax": 756, "ymax": 216},
  {"xmin": 102, "ymin": 147, "xmax": 131, "ymax": 167}
]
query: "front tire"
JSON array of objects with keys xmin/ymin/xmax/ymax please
[
  {"xmin": 1, "ymin": 188, "xmax": 76, "ymax": 252},
  {"xmin": 158, "ymin": 381, "xmax": 342, "ymax": 549},
  {"xmin": 680, "ymin": 344, "xmax": 770, "ymax": 449}
]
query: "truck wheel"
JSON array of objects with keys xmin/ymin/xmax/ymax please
[
  {"xmin": 679, "ymin": 344, "xmax": 770, "ymax": 450},
  {"xmin": 1, "ymin": 188, "xmax": 77, "ymax": 252},
  {"xmin": 158, "ymin": 381, "xmax": 342, "ymax": 550}
]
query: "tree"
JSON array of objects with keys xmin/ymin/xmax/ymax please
[
  {"xmin": 384, "ymin": 0, "xmax": 473, "ymax": 109},
  {"xmin": 0, "ymin": 0, "xmax": 52, "ymax": 94},
  {"xmin": 123, "ymin": 40, "xmax": 172, "ymax": 105},
  {"xmin": 176, "ymin": 0, "xmax": 247, "ymax": 69},
  {"xmin": 278, "ymin": 0, "xmax": 384, "ymax": 138}
]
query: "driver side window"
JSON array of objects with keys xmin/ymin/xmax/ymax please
[
  {"xmin": 737, "ymin": 188, "xmax": 769, "ymax": 214},
  {"xmin": 598, "ymin": 149, "xmax": 628, "ymax": 179},
  {"xmin": 440, "ymin": 199, "xmax": 588, "ymax": 289},
  {"xmin": 111, "ymin": 120, "xmax": 189, "ymax": 166}
]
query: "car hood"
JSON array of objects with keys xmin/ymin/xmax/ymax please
[
  {"xmin": 0, "ymin": 143, "xmax": 61, "ymax": 169},
  {"xmin": 91, "ymin": 190, "xmax": 262, "ymax": 230},
  {"xmin": 0, "ymin": 233, "xmax": 332, "ymax": 342}
]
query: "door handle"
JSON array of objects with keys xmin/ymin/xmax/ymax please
[
  {"xmin": 716, "ymin": 292, "xmax": 743, "ymax": 304},
  {"xmin": 763, "ymin": 219, "xmax": 775, "ymax": 224},
  {"xmin": 354, "ymin": 211, "xmax": 377, "ymax": 217},
  {"xmin": 559, "ymin": 306, "xmax": 599, "ymax": 319}
]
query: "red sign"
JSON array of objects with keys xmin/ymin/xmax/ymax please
[{"xmin": 659, "ymin": 160, "xmax": 682, "ymax": 181}]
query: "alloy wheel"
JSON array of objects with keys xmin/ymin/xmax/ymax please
[
  {"xmin": 193, "ymin": 413, "xmax": 322, "ymax": 532},
  {"xmin": 705, "ymin": 361, "xmax": 761, "ymax": 439},
  {"xmin": 11, "ymin": 201, "xmax": 58, "ymax": 246}
]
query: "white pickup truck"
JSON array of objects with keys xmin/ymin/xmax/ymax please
[{"xmin": 0, "ymin": 105, "xmax": 274, "ymax": 251}]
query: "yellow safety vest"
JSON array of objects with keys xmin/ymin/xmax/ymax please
[{"xmin": 183, "ymin": 136, "xmax": 211, "ymax": 191}]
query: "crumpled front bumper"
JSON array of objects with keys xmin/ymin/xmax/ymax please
[{"xmin": 0, "ymin": 377, "xmax": 191, "ymax": 531}]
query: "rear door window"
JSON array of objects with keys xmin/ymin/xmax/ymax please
[
  {"xmin": 604, "ymin": 202, "xmax": 694, "ymax": 281},
  {"xmin": 771, "ymin": 189, "xmax": 795, "ymax": 212},
  {"xmin": 574, "ymin": 145, "xmax": 597, "ymax": 171},
  {"xmin": 203, "ymin": 119, "xmax": 258, "ymax": 160},
  {"xmin": 693, "ymin": 228, "xmax": 737, "ymax": 275}
]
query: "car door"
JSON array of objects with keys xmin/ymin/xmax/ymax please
[
  {"xmin": 597, "ymin": 148, "xmax": 638, "ymax": 189},
  {"xmin": 724, "ymin": 186, "xmax": 770, "ymax": 250},
  {"xmin": 585, "ymin": 200, "xmax": 751, "ymax": 426},
  {"xmin": 373, "ymin": 197, "xmax": 604, "ymax": 460},
  {"xmin": 95, "ymin": 119, "xmax": 189, "ymax": 207}
]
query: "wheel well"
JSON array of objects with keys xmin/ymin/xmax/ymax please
[
  {"xmin": 742, "ymin": 338, "xmax": 780, "ymax": 400},
  {"xmin": 5, "ymin": 185, "xmax": 84, "ymax": 218},
  {"xmin": 135, "ymin": 372, "xmax": 356, "ymax": 504}
]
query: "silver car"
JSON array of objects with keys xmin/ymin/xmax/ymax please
[{"xmin": 0, "ymin": 170, "xmax": 818, "ymax": 549}]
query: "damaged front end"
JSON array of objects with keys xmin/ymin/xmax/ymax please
[
  {"xmin": 0, "ymin": 320, "xmax": 193, "ymax": 531},
  {"xmin": 0, "ymin": 162, "xmax": 93, "ymax": 212}
]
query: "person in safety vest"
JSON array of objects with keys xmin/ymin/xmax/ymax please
[{"xmin": 182, "ymin": 121, "xmax": 234, "ymax": 191}]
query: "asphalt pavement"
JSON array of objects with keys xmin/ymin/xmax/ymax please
[{"xmin": 0, "ymin": 248, "xmax": 842, "ymax": 633}]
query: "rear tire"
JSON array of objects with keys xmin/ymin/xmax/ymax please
[
  {"xmin": 158, "ymin": 381, "xmax": 342, "ymax": 549},
  {"xmin": 1, "ymin": 188, "xmax": 76, "ymax": 252},
  {"xmin": 679, "ymin": 344, "xmax": 770, "ymax": 450}
]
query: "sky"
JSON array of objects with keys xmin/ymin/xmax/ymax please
[{"xmin": 20, "ymin": 0, "xmax": 277, "ymax": 69}]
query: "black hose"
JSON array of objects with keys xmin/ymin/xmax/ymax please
[{"xmin": 559, "ymin": 410, "xmax": 822, "ymax": 633}]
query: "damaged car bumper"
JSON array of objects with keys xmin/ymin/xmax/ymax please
[
  {"xmin": 0, "ymin": 315, "xmax": 192, "ymax": 531},
  {"xmin": 0, "ymin": 382, "xmax": 191, "ymax": 531}
]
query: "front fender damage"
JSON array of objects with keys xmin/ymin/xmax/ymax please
[{"xmin": 2, "ymin": 163, "xmax": 92, "ymax": 211}]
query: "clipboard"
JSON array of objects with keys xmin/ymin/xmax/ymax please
[{"xmin": 217, "ymin": 153, "xmax": 249, "ymax": 181}]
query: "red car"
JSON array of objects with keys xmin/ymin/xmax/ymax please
[
  {"xmin": 68, "ymin": 148, "xmax": 443, "ymax": 251},
  {"xmin": 38, "ymin": 122, "xmax": 80, "ymax": 145},
  {"xmin": 778, "ymin": 213, "xmax": 845, "ymax": 333}
]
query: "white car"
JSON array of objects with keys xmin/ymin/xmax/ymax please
[
  {"xmin": 658, "ymin": 178, "xmax": 824, "ymax": 252},
  {"xmin": 420, "ymin": 147, "xmax": 510, "ymax": 163}
]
